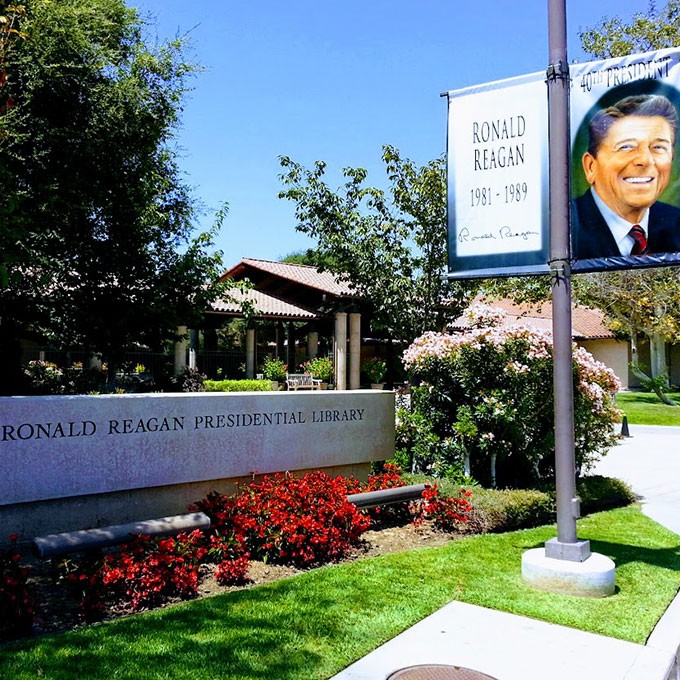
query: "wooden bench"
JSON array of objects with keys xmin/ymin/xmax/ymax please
[{"xmin": 285, "ymin": 373, "xmax": 322, "ymax": 390}]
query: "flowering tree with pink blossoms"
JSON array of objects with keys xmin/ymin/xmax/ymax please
[{"xmin": 400, "ymin": 304, "xmax": 622, "ymax": 488}]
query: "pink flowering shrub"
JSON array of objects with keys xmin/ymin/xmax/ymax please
[{"xmin": 401, "ymin": 305, "xmax": 621, "ymax": 487}]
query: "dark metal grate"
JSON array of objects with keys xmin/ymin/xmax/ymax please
[{"xmin": 386, "ymin": 665, "xmax": 498, "ymax": 680}]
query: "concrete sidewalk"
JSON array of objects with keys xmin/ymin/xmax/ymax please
[
  {"xmin": 331, "ymin": 425, "xmax": 680, "ymax": 680},
  {"xmin": 593, "ymin": 424, "xmax": 680, "ymax": 534}
]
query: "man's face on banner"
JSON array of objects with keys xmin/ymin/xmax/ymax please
[{"xmin": 582, "ymin": 115, "xmax": 675, "ymax": 223}]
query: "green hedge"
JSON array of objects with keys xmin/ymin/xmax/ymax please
[
  {"xmin": 467, "ymin": 488, "xmax": 555, "ymax": 534},
  {"xmin": 203, "ymin": 379, "xmax": 275, "ymax": 392},
  {"xmin": 576, "ymin": 475, "xmax": 637, "ymax": 515},
  {"xmin": 403, "ymin": 473, "xmax": 635, "ymax": 534}
]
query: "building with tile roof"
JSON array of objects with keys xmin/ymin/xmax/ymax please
[
  {"xmin": 186, "ymin": 259, "xmax": 375, "ymax": 389},
  {"xmin": 449, "ymin": 298, "xmax": 633, "ymax": 387}
]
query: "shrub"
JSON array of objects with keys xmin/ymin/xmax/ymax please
[
  {"xmin": 414, "ymin": 485, "xmax": 473, "ymax": 532},
  {"xmin": 23, "ymin": 360, "xmax": 64, "ymax": 395},
  {"xmin": 362, "ymin": 356, "xmax": 387, "ymax": 383},
  {"xmin": 204, "ymin": 379, "xmax": 273, "ymax": 392},
  {"xmin": 301, "ymin": 356, "xmax": 334, "ymax": 382},
  {"xmin": 402, "ymin": 303, "xmax": 622, "ymax": 488},
  {"xmin": 466, "ymin": 488, "xmax": 555, "ymax": 534},
  {"xmin": 0, "ymin": 535, "xmax": 34, "ymax": 640},
  {"xmin": 576, "ymin": 475, "xmax": 636, "ymax": 514},
  {"xmin": 64, "ymin": 530, "xmax": 208, "ymax": 617},
  {"xmin": 261, "ymin": 356, "xmax": 287, "ymax": 381},
  {"xmin": 395, "ymin": 408, "xmax": 468, "ymax": 481},
  {"xmin": 168, "ymin": 366, "xmax": 206, "ymax": 392},
  {"xmin": 62, "ymin": 366, "xmax": 107, "ymax": 394},
  {"xmin": 193, "ymin": 471, "xmax": 369, "ymax": 568},
  {"xmin": 214, "ymin": 555, "xmax": 250, "ymax": 585}
]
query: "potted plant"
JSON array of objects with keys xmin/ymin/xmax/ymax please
[
  {"xmin": 260, "ymin": 356, "xmax": 287, "ymax": 389},
  {"xmin": 362, "ymin": 356, "xmax": 387, "ymax": 389},
  {"xmin": 304, "ymin": 356, "xmax": 334, "ymax": 388}
]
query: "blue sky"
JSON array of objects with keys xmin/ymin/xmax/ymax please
[{"xmin": 130, "ymin": 0, "xmax": 650, "ymax": 268}]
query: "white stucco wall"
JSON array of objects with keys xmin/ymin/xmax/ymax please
[{"xmin": 577, "ymin": 339, "xmax": 629, "ymax": 389}]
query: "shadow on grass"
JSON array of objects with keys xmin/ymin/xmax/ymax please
[
  {"xmin": 591, "ymin": 538, "xmax": 680, "ymax": 571},
  {"xmin": 1, "ymin": 579, "xmax": 357, "ymax": 680},
  {"xmin": 524, "ymin": 537, "xmax": 680, "ymax": 571}
]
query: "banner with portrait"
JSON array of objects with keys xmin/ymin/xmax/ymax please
[
  {"xmin": 445, "ymin": 72, "xmax": 550, "ymax": 279},
  {"xmin": 570, "ymin": 47, "xmax": 680, "ymax": 273}
]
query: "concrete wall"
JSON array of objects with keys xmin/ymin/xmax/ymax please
[{"xmin": 0, "ymin": 390, "xmax": 394, "ymax": 539}]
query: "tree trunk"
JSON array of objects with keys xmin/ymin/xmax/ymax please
[
  {"xmin": 650, "ymin": 333, "xmax": 668, "ymax": 384},
  {"xmin": 629, "ymin": 327, "xmax": 677, "ymax": 406}
]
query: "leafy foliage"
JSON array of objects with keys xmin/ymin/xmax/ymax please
[
  {"xmin": 279, "ymin": 145, "xmax": 477, "ymax": 342},
  {"xmin": 260, "ymin": 356, "xmax": 288, "ymax": 381},
  {"xmin": 401, "ymin": 305, "xmax": 622, "ymax": 487},
  {"xmin": 167, "ymin": 366, "xmax": 206, "ymax": 392},
  {"xmin": 193, "ymin": 472, "xmax": 369, "ymax": 568},
  {"xmin": 0, "ymin": 0, "xmax": 226, "ymax": 393},
  {"xmin": 414, "ymin": 485, "xmax": 473, "ymax": 532},
  {"xmin": 579, "ymin": 0, "xmax": 680, "ymax": 58},
  {"xmin": 301, "ymin": 355, "xmax": 333, "ymax": 382},
  {"xmin": 61, "ymin": 530, "xmax": 209, "ymax": 619},
  {"xmin": 576, "ymin": 474, "xmax": 637, "ymax": 514},
  {"xmin": 361, "ymin": 356, "xmax": 387, "ymax": 383},
  {"xmin": 203, "ymin": 379, "xmax": 275, "ymax": 392}
]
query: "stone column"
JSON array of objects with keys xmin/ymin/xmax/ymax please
[
  {"xmin": 335, "ymin": 312, "xmax": 347, "ymax": 390},
  {"xmin": 307, "ymin": 330, "xmax": 319, "ymax": 360},
  {"xmin": 174, "ymin": 326, "xmax": 188, "ymax": 375},
  {"xmin": 189, "ymin": 329, "xmax": 198, "ymax": 370},
  {"xmin": 276, "ymin": 321, "xmax": 285, "ymax": 360},
  {"xmin": 287, "ymin": 322, "xmax": 296, "ymax": 371},
  {"xmin": 349, "ymin": 313, "xmax": 361, "ymax": 390},
  {"xmin": 245, "ymin": 327, "xmax": 256, "ymax": 379}
]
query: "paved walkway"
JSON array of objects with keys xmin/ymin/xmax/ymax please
[
  {"xmin": 331, "ymin": 424, "xmax": 680, "ymax": 680},
  {"xmin": 593, "ymin": 424, "xmax": 680, "ymax": 534}
]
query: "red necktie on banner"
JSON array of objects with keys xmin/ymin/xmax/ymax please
[{"xmin": 629, "ymin": 224, "xmax": 648, "ymax": 255}]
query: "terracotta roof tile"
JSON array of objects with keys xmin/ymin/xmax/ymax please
[
  {"xmin": 210, "ymin": 287, "xmax": 319, "ymax": 320},
  {"xmin": 223, "ymin": 259, "xmax": 357, "ymax": 297},
  {"xmin": 450, "ymin": 297, "xmax": 615, "ymax": 340}
]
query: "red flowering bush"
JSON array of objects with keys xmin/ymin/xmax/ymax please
[
  {"xmin": 101, "ymin": 530, "xmax": 207, "ymax": 610},
  {"xmin": 214, "ymin": 555, "xmax": 250, "ymax": 585},
  {"xmin": 362, "ymin": 463, "xmax": 412, "ymax": 524},
  {"xmin": 363, "ymin": 463, "xmax": 406, "ymax": 492},
  {"xmin": 0, "ymin": 535, "xmax": 34, "ymax": 639},
  {"xmin": 413, "ymin": 485, "xmax": 473, "ymax": 531},
  {"xmin": 194, "ymin": 471, "xmax": 370, "ymax": 568},
  {"xmin": 60, "ymin": 552, "xmax": 109, "ymax": 621},
  {"xmin": 63, "ymin": 529, "xmax": 209, "ymax": 617}
]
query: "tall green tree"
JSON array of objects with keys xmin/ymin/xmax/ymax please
[
  {"xmin": 279, "ymin": 145, "xmax": 476, "ymax": 345},
  {"xmin": 0, "ymin": 0, "xmax": 225, "ymax": 393},
  {"xmin": 579, "ymin": 0, "xmax": 680, "ymax": 57}
]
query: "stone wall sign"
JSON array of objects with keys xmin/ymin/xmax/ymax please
[{"xmin": 0, "ymin": 391, "xmax": 394, "ymax": 505}]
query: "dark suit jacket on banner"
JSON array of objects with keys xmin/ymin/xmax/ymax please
[{"xmin": 572, "ymin": 190, "xmax": 680, "ymax": 260}]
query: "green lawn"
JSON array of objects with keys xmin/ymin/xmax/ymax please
[
  {"xmin": 2, "ymin": 506, "xmax": 679, "ymax": 680},
  {"xmin": 616, "ymin": 391, "xmax": 680, "ymax": 426}
]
